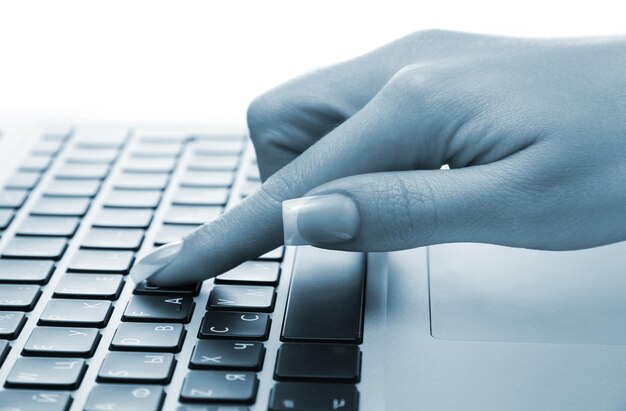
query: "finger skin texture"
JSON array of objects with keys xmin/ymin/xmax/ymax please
[{"xmin": 149, "ymin": 30, "xmax": 626, "ymax": 286}]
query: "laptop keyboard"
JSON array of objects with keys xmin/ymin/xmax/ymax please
[{"xmin": 0, "ymin": 126, "xmax": 365, "ymax": 411}]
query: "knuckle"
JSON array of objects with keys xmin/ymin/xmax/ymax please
[{"xmin": 246, "ymin": 93, "xmax": 281, "ymax": 139}]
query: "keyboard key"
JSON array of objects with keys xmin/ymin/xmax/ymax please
[
  {"xmin": 84, "ymin": 385, "xmax": 164, "ymax": 411},
  {"xmin": 54, "ymin": 274, "xmax": 124, "ymax": 300},
  {"xmin": 65, "ymin": 148, "xmax": 119, "ymax": 164},
  {"xmin": 2, "ymin": 237, "xmax": 67, "ymax": 260},
  {"xmin": 163, "ymin": 205, "xmax": 222, "ymax": 225},
  {"xmin": 23, "ymin": 327, "xmax": 100, "ymax": 357},
  {"xmin": 93, "ymin": 208, "xmax": 154, "ymax": 229},
  {"xmin": 268, "ymin": 383, "xmax": 358, "ymax": 411},
  {"xmin": 0, "ymin": 259, "xmax": 55, "ymax": 284},
  {"xmin": 192, "ymin": 140, "xmax": 245, "ymax": 155},
  {"xmin": 0, "ymin": 210, "xmax": 14, "ymax": 229},
  {"xmin": 123, "ymin": 295, "xmax": 195, "ymax": 323},
  {"xmin": 215, "ymin": 261, "xmax": 280, "ymax": 285},
  {"xmin": 274, "ymin": 343, "xmax": 361, "ymax": 382},
  {"xmin": 132, "ymin": 142, "xmax": 183, "ymax": 158},
  {"xmin": 39, "ymin": 299, "xmax": 113, "ymax": 327},
  {"xmin": 82, "ymin": 228, "xmax": 144, "ymax": 250},
  {"xmin": 180, "ymin": 371, "xmax": 258, "ymax": 403},
  {"xmin": 123, "ymin": 158, "xmax": 177, "ymax": 173},
  {"xmin": 17, "ymin": 216, "xmax": 80, "ymax": 237},
  {"xmin": 68, "ymin": 250, "xmax": 135, "ymax": 273},
  {"xmin": 5, "ymin": 171, "xmax": 41, "ymax": 190},
  {"xmin": 104, "ymin": 190, "xmax": 162, "ymax": 209},
  {"xmin": 31, "ymin": 197, "xmax": 91, "ymax": 217},
  {"xmin": 134, "ymin": 281, "xmax": 201, "ymax": 296},
  {"xmin": 199, "ymin": 311, "xmax": 270, "ymax": 340},
  {"xmin": 111, "ymin": 322, "xmax": 185, "ymax": 352},
  {"xmin": 44, "ymin": 179, "xmax": 101, "ymax": 197},
  {"xmin": 0, "ymin": 285, "xmax": 41, "ymax": 311},
  {"xmin": 176, "ymin": 406, "xmax": 248, "ymax": 411},
  {"xmin": 0, "ymin": 340, "xmax": 9, "ymax": 366},
  {"xmin": 281, "ymin": 248, "xmax": 365, "ymax": 343},
  {"xmin": 31, "ymin": 139, "xmax": 64, "ymax": 156},
  {"xmin": 190, "ymin": 341, "xmax": 264, "ymax": 370},
  {"xmin": 5, "ymin": 358, "xmax": 86, "ymax": 389},
  {"xmin": 187, "ymin": 154, "xmax": 240, "ymax": 171},
  {"xmin": 0, "ymin": 311, "xmax": 27, "ymax": 339},
  {"xmin": 208, "ymin": 285, "xmax": 275, "ymax": 312},
  {"xmin": 113, "ymin": 172, "xmax": 170, "ymax": 190},
  {"xmin": 154, "ymin": 224, "xmax": 198, "ymax": 246},
  {"xmin": 73, "ymin": 128, "xmax": 128, "ymax": 149},
  {"xmin": 56, "ymin": 163, "xmax": 110, "ymax": 179},
  {"xmin": 258, "ymin": 247, "xmax": 285, "ymax": 261},
  {"xmin": 98, "ymin": 352, "xmax": 175, "ymax": 384},
  {"xmin": 0, "ymin": 390, "xmax": 72, "ymax": 411},
  {"xmin": 19, "ymin": 155, "xmax": 53, "ymax": 172},
  {"xmin": 172, "ymin": 188, "xmax": 229, "ymax": 206},
  {"xmin": 179, "ymin": 171, "xmax": 234, "ymax": 188},
  {"xmin": 0, "ymin": 189, "xmax": 28, "ymax": 208}
]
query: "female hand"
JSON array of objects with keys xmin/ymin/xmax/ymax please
[{"xmin": 136, "ymin": 30, "xmax": 626, "ymax": 286}]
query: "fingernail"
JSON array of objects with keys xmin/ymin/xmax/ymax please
[
  {"xmin": 130, "ymin": 241, "xmax": 183, "ymax": 283},
  {"xmin": 282, "ymin": 193, "xmax": 359, "ymax": 245}
]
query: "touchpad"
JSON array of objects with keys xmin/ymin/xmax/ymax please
[{"xmin": 429, "ymin": 242, "xmax": 626, "ymax": 344}]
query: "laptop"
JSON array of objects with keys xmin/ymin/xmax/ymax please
[{"xmin": 0, "ymin": 120, "xmax": 624, "ymax": 411}]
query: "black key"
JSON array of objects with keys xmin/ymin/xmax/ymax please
[
  {"xmin": 54, "ymin": 274, "xmax": 124, "ymax": 300},
  {"xmin": 19, "ymin": 155, "xmax": 52, "ymax": 172},
  {"xmin": 180, "ymin": 371, "xmax": 257, "ymax": 404},
  {"xmin": 39, "ymin": 299, "xmax": 113, "ymax": 327},
  {"xmin": 0, "ymin": 311, "xmax": 27, "ymax": 339},
  {"xmin": 190, "ymin": 341, "xmax": 264, "ymax": 371},
  {"xmin": 163, "ymin": 205, "xmax": 222, "ymax": 225},
  {"xmin": 2, "ymin": 237, "xmax": 67, "ymax": 260},
  {"xmin": 0, "ymin": 285, "xmax": 41, "ymax": 311},
  {"xmin": 0, "ymin": 189, "xmax": 28, "ymax": 208},
  {"xmin": 5, "ymin": 358, "xmax": 87, "ymax": 389},
  {"xmin": 104, "ymin": 190, "xmax": 162, "ymax": 209},
  {"xmin": 135, "ymin": 281, "xmax": 201, "ymax": 296},
  {"xmin": 93, "ymin": 208, "xmax": 154, "ymax": 228},
  {"xmin": 177, "ymin": 406, "xmax": 248, "ymax": 411},
  {"xmin": 123, "ymin": 295, "xmax": 195, "ymax": 323},
  {"xmin": 56, "ymin": 163, "xmax": 110, "ymax": 179},
  {"xmin": 0, "ymin": 340, "xmax": 9, "ymax": 366},
  {"xmin": 215, "ymin": 261, "xmax": 280, "ymax": 285},
  {"xmin": 258, "ymin": 247, "xmax": 285, "ymax": 261},
  {"xmin": 193, "ymin": 140, "xmax": 244, "ymax": 155},
  {"xmin": 17, "ymin": 216, "xmax": 80, "ymax": 237},
  {"xmin": 172, "ymin": 188, "xmax": 229, "ymax": 206},
  {"xmin": 98, "ymin": 352, "xmax": 175, "ymax": 384},
  {"xmin": 65, "ymin": 148, "xmax": 119, "ymax": 164},
  {"xmin": 68, "ymin": 250, "xmax": 135, "ymax": 273},
  {"xmin": 275, "ymin": 343, "xmax": 361, "ymax": 382},
  {"xmin": 179, "ymin": 171, "xmax": 234, "ymax": 188},
  {"xmin": 154, "ymin": 224, "xmax": 199, "ymax": 246},
  {"xmin": 31, "ymin": 196, "xmax": 91, "ymax": 217},
  {"xmin": 187, "ymin": 154, "xmax": 240, "ymax": 171},
  {"xmin": 5, "ymin": 171, "xmax": 41, "ymax": 190},
  {"xmin": 269, "ymin": 383, "xmax": 359, "ymax": 411},
  {"xmin": 0, "ymin": 209, "xmax": 14, "ymax": 229},
  {"xmin": 43, "ymin": 179, "xmax": 101, "ymax": 197},
  {"xmin": 0, "ymin": 390, "xmax": 72, "ymax": 411},
  {"xmin": 281, "ymin": 248, "xmax": 365, "ymax": 343},
  {"xmin": 0, "ymin": 259, "xmax": 55, "ymax": 284},
  {"xmin": 199, "ymin": 311, "xmax": 270, "ymax": 340},
  {"xmin": 113, "ymin": 173, "xmax": 170, "ymax": 190},
  {"xmin": 111, "ymin": 322, "xmax": 185, "ymax": 352},
  {"xmin": 23, "ymin": 327, "xmax": 100, "ymax": 357},
  {"xmin": 123, "ymin": 158, "xmax": 177, "ymax": 173},
  {"xmin": 82, "ymin": 228, "xmax": 144, "ymax": 250},
  {"xmin": 208, "ymin": 285, "xmax": 275, "ymax": 312},
  {"xmin": 84, "ymin": 385, "xmax": 164, "ymax": 411}
]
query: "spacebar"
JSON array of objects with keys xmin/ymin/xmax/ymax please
[{"xmin": 281, "ymin": 246, "xmax": 366, "ymax": 343}]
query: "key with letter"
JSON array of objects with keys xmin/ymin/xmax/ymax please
[
  {"xmin": 23, "ymin": 327, "xmax": 100, "ymax": 357},
  {"xmin": 123, "ymin": 295, "xmax": 195, "ymax": 323},
  {"xmin": 84, "ymin": 384, "xmax": 164, "ymax": 411},
  {"xmin": 269, "ymin": 382, "xmax": 359, "ymax": 411},
  {"xmin": 0, "ymin": 390, "xmax": 73, "ymax": 411},
  {"xmin": 6, "ymin": 358, "xmax": 87, "ymax": 389},
  {"xmin": 180, "ymin": 371, "xmax": 258, "ymax": 403},
  {"xmin": 207, "ymin": 285, "xmax": 276, "ymax": 312},
  {"xmin": 39, "ymin": 299, "xmax": 113, "ymax": 327},
  {"xmin": 199, "ymin": 311, "xmax": 270, "ymax": 340},
  {"xmin": 190, "ymin": 340, "xmax": 264, "ymax": 370},
  {"xmin": 97, "ymin": 352, "xmax": 176, "ymax": 384},
  {"xmin": 111, "ymin": 322, "xmax": 185, "ymax": 352}
]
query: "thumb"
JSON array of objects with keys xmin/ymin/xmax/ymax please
[{"xmin": 282, "ymin": 160, "xmax": 537, "ymax": 251}]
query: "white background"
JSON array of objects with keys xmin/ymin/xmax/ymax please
[{"xmin": 0, "ymin": 0, "xmax": 624, "ymax": 126}]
